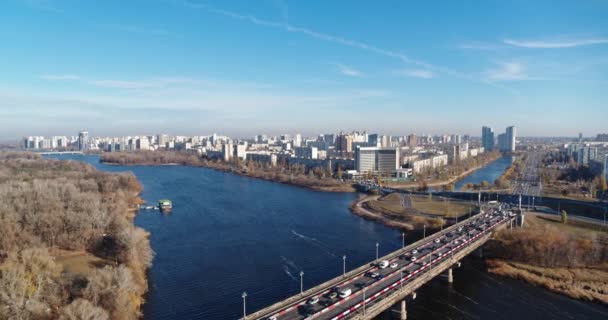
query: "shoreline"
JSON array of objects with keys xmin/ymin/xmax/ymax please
[
  {"xmin": 386, "ymin": 153, "xmax": 503, "ymax": 190},
  {"xmin": 99, "ymin": 158, "xmax": 356, "ymax": 193},
  {"xmin": 349, "ymin": 194, "xmax": 416, "ymax": 231}
]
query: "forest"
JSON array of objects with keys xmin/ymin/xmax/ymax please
[{"xmin": 0, "ymin": 152, "xmax": 153, "ymax": 319}]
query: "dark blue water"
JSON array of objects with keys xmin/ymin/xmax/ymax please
[
  {"xmin": 454, "ymin": 156, "xmax": 514, "ymax": 190},
  {"xmin": 47, "ymin": 155, "xmax": 607, "ymax": 320}
]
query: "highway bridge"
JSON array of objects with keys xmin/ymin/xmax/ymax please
[
  {"xmin": 243, "ymin": 204, "xmax": 517, "ymax": 320},
  {"xmin": 37, "ymin": 151, "xmax": 84, "ymax": 155}
]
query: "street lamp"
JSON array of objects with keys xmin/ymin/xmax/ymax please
[
  {"xmin": 342, "ymin": 255, "xmax": 347, "ymax": 277},
  {"xmin": 375, "ymin": 242, "xmax": 379, "ymax": 262},
  {"xmin": 300, "ymin": 271, "xmax": 304, "ymax": 295},
  {"xmin": 242, "ymin": 292, "xmax": 247, "ymax": 320},
  {"xmin": 423, "ymin": 225, "xmax": 426, "ymax": 239},
  {"xmin": 402, "ymin": 232, "xmax": 405, "ymax": 248}
]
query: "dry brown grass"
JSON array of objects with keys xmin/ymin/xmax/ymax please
[
  {"xmin": 51, "ymin": 249, "xmax": 112, "ymax": 277},
  {"xmin": 487, "ymin": 259, "xmax": 608, "ymax": 304},
  {"xmin": 366, "ymin": 193, "xmax": 476, "ymax": 218}
]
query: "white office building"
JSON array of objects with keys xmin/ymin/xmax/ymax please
[
  {"xmin": 295, "ymin": 146, "xmax": 318, "ymax": 159},
  {"xmin": 355, "ymin": 147, "xmax": 399, "ymax": 174}
]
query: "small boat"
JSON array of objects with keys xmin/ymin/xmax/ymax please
[{"xmin": 158, "ymin": 199, "xmax": 172, "ymax": 213}]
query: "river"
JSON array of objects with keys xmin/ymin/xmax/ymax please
[
  {"xmin": 48, "ymin": 154, "xmax": 607, "ymax": 320},
  {"xmin": 454, "ymin": 156, "xmax": 514, "ymax": 191}
]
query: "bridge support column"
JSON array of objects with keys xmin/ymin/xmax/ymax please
[
  {"xmin": 399, "ymin": 300, "xmax": 407, "ymax": 320},
  {"xmin": 448, "ymin": 268, "xmax": 453, "ymax": 283}
]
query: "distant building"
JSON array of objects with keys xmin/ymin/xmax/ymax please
[
  {"xmin": 78, "ymin": 131, "xmax": 89, "ymax": 151},
  {"xmin": 222, "ymin": 143, "xmax": 233, "ymax": 162},
  {"xmin": 597, "ymin": 133, "xmax": 608, "ymax": 142},
  {"xmin": 506, "ymin": 126, "xmax": 516, "ymax": 151},
  {"xmin": 482, "ymin": 126, "xmax": 494, "ymax": 151},
  {"xmin": 605, "ymin": 154, "xmax": 608, "ymax": 180},
  {"xmin": 407, "ymin": 134, "xmax": 417, "ymax": 147},
  {"xmin": 577, "ymin": 146, "xmax": 597, "ymax": 165},
  {"xmin": 246, "ymin": 152, "xmax": 277, "ymax": 167},
  {"xmin": 336, "ymin": 133, "xmax": 353, "ymax": 154},
  {"xmin": 368, "ymin": 134, "xmax": 379, "ymax": 147},
  {"xmin": 355, "ymin": 147, "xmax": 399, "ymax": 174},
  {"xmin": 295, "ymin": 146, "xmax": 318, "ymax": 159}
]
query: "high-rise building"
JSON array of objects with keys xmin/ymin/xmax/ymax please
[
  {"xmin": 294, "ymin": 134, "xmax": 302, "ymax": 148},
  {"xmin": 604, "ymin": 154, "xmax": 608, "ymax": 180},
  {"xmin": 336, "ymin": 133, "xmax": 353, "ymax": 153},
  {"xmin": 407, "ymin": 134, "xmax": 417, "ymax": 147},
  {"xmin": 506, "ymin": 126, "xmax": 516, "ymax": 151},
  {"xmin": 78, "ymin": 131, "xmax": 89, "ymax": 151},
  {"xmin": 368, "ymin": 134, "xmax": 379, "ymax": 147},
  {"xmin": 295, "ymin": 146, "xmax": 318, "ymax": 159},
  {"xmin": 355, "ymin": 147, "xmax": 399, "ymax": 174},
  {"xmin": 482, "ymin": 126, "xmax": 494, "ymax": 151},
  {"xmin": 577, "ymin": 146, "xmax": 597, "ymax": 165}
]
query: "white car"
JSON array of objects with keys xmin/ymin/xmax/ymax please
[
  {"xmin": 390, "ymin": 262, "xmax": 398, "ymax": 269},
  {"xmin": 434, "ymin": 238, "xmax": 440, "ymax": 243},
  {"xmin": 411, "ymin": 249, "xmax": 418, "ymax": 255},
  {"xmin": 268, "ymin": 316, "xmax": 277, "ymax": 320},
  {"xmin": 378, "ymin": 260, "xmax": 389, "ymax": 269},
  {"xmin": 307, "ymin": 297, "xmax": 319, "ymax": 305},
  {"xmin": 410, "ymin": 256, "xmax": 417, "ymax": 262},
  {"xmin": 339, "ymin": 288, "xmax": 352, "ymax": 298}
]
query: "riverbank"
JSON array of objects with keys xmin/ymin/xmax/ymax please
[
  {"xmin": 0, "ymin": 152, "xmax": 152, "ymax": 319},
  {"xmin": 100, "ymin": 151, "xmax": 356, "ymax": 192},
  {"xmin": 484, "ymin": 212, "xmax": 608, "ymax": 304},
  {"xmin": 348, "ymin": 193, "xmax": 471, "ymax": 231},
  {"xmin": 384, "ymin": 151, "xmax": 502, "ymax": 190}
]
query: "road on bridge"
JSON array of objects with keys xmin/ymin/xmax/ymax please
[{"xmin": 250, "ymin": 205, "xmax": 514, "ymax": 320}]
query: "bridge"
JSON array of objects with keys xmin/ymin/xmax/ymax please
[
  {"xmin": 37, "ymin": 151, "xmax": 84, "ymax": 155},
  {"xmin": 243, "ymin": 204, "xmax": 518, "ymax": 320}
]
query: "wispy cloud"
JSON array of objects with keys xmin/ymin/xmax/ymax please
[
  {"xmin": 485, "ymin": 62, "xmax": 536, "ymax": 81},
  {"xmin": 335, "ymin": 64, "xmax": 363, "ymax": 77},
  {"xmin": 100, "ymin": 24, "xmax": 176, "ymax": 37},
  {"xmin": 503, "ymin": 38, "xmax": 608, "ymax": 49},
  {"xmin": 181, "ymin": 1, "xmax": 469, "ymax": 79},
  {"xmin": 396, "ymin": 69, "xmax": 434, "ymax": 79},
  {"xmin": 89, "ymin": 80, "xmax": 160, "ymax": 89},
  {"xmin": 20, "ymin": 0, "xmax": 63, "ymax": 13},
  {"xmin": 40, "ymin": 74, "xmax": 80, "ymax": 80}
]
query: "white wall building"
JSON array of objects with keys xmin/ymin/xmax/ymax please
[{"xmin": 355, "ymin": 147, "xmax": 399, "ymax": 174}]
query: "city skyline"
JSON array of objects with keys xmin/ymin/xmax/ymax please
[{"xmin": 1, "ymin": 0, "xmax": 608, "ymax": 139}]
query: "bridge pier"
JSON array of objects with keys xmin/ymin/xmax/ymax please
[
  {"xmin": 447, "ymin": 268, "xmax": 453, "ymax": 283},
  {"xmin": 394, "ymin": 300, "xmax": 406, "ymax": 320}
]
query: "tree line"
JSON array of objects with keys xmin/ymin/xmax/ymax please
[{"xmin": 0, "ymin": 152, "xmax": 153, "ymax": 319}]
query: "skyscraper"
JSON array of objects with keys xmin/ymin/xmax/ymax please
[
  {"xmin": 506, "ymin": 126, "xmax": 516, "ymax": 151},
  {"xmin": 482, "ymin": 126, "xmax": 494, "ymax": 151},
  {"xmin": 78, "ymin": 131, "xmax": 89, "ymax": 151}
]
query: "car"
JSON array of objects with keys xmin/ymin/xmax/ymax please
[
  {"xmin": 410, "ymin": 256, "xmax": 417, "ymax": 262},
  {"xmin": 339, "ymin": 288, "xmax": 352, "ymax": 298},
  {"xmin": 457, "ymin": 227, "xmax": 463, "ymax": 232},
  {"xmin": 434, "ymin": 238, "xmax": 440, "ymax": 243},
  {"xmin": 268, "ymin": 316, "xmax": 277, "ymax": 320},
  {"xmin": 420, "ymin": 260, "xmax": 428, "ymax": 266},
  {"xmin": 369, "ymin": 272, "xmax": 380, "ymax": 279},
  {"xmin": 446, "ymin": 232, "xmax": 454, "ymax": 237},
  {"xmin": 307, "ymin": 297, "xmax": 319, "ymax": 305},
  {"xmin": 327, "ymin": 292, "xmax": 338, "ymax": 299},
  {"xmin": 454, "ymin": 240, "xmax": 460, "ymax": 245},
  {"xmin": 390, "ymin": 262, "xmax": 398, "ymax": 269},
  {"xmin": 378, "ymin": 260, "xmax": 390, "ymax": 269},
  {"xmin": 411, "ymin": 249, "xmax": 418, "ymax": 255}
]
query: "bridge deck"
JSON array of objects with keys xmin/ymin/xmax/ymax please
[{"xmin": 245, "ymin": 205, "xmax": 514, "ymax": 320}]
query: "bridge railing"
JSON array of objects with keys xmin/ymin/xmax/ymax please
[
  {"xmin": 347, "ymin": 232, "xmax": 495, "ymax": 320},
  {"xmin": 245, "ymin": 212, "xmax": 484, "ymax": 320}
]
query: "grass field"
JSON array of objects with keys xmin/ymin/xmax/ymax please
[
  {"xmin": 525, "ymin": 213, "xmax": 607, "ymax": 236},
  {"xmin": 366, "ymin": 193, "xmax": 477, "ymax": 218},
  {"xmin": 52, "ymin": 249, "xmax": 113, "ymax": 276}
]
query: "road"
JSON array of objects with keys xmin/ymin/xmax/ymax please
[
  {"xmin": 251, "ymin": 204, "xmax": 514, "ymax": 320},
  {"xmin": 511, "ymin": 151, "xmax": 542, "ymax": 197}
]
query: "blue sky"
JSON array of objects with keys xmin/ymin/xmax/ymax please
[{"xmin": 1, "ymin": 0, "xmax": 607, "ymax": 139}]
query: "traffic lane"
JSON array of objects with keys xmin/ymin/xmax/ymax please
[{"xmin": 266, "ymin": 212, "xmax": 502, "ymax": 320}]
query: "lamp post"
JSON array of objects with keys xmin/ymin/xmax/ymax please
[
  {"xmin": 423, "ymin": 225, "xmax": 426, "ymax": 239},
  {"xmin": 402, "ymin": 232, "xmax": 405, "ymax": 248},
  {"xmin": 242, "ymin": 292, "xmax": 247, "ymax": 320},
  {"xmin": 375, "ymin": 242, "xmax": 379, "ymax": 262},
  {"xmin": 342, "ymin": 255, "xmax": 347, "ymax": 277},
  {"xmin": 300, "ymin": 271, "xmax": 304, "ymax": 295}
]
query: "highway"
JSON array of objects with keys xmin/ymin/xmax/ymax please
[
  {"xmin": 511, "ymin": 151, "xmax": 542, "ymax": 197},
  {"xmin": 251, "ymin": 204, "xmax": 514, "ymax": 320}
]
